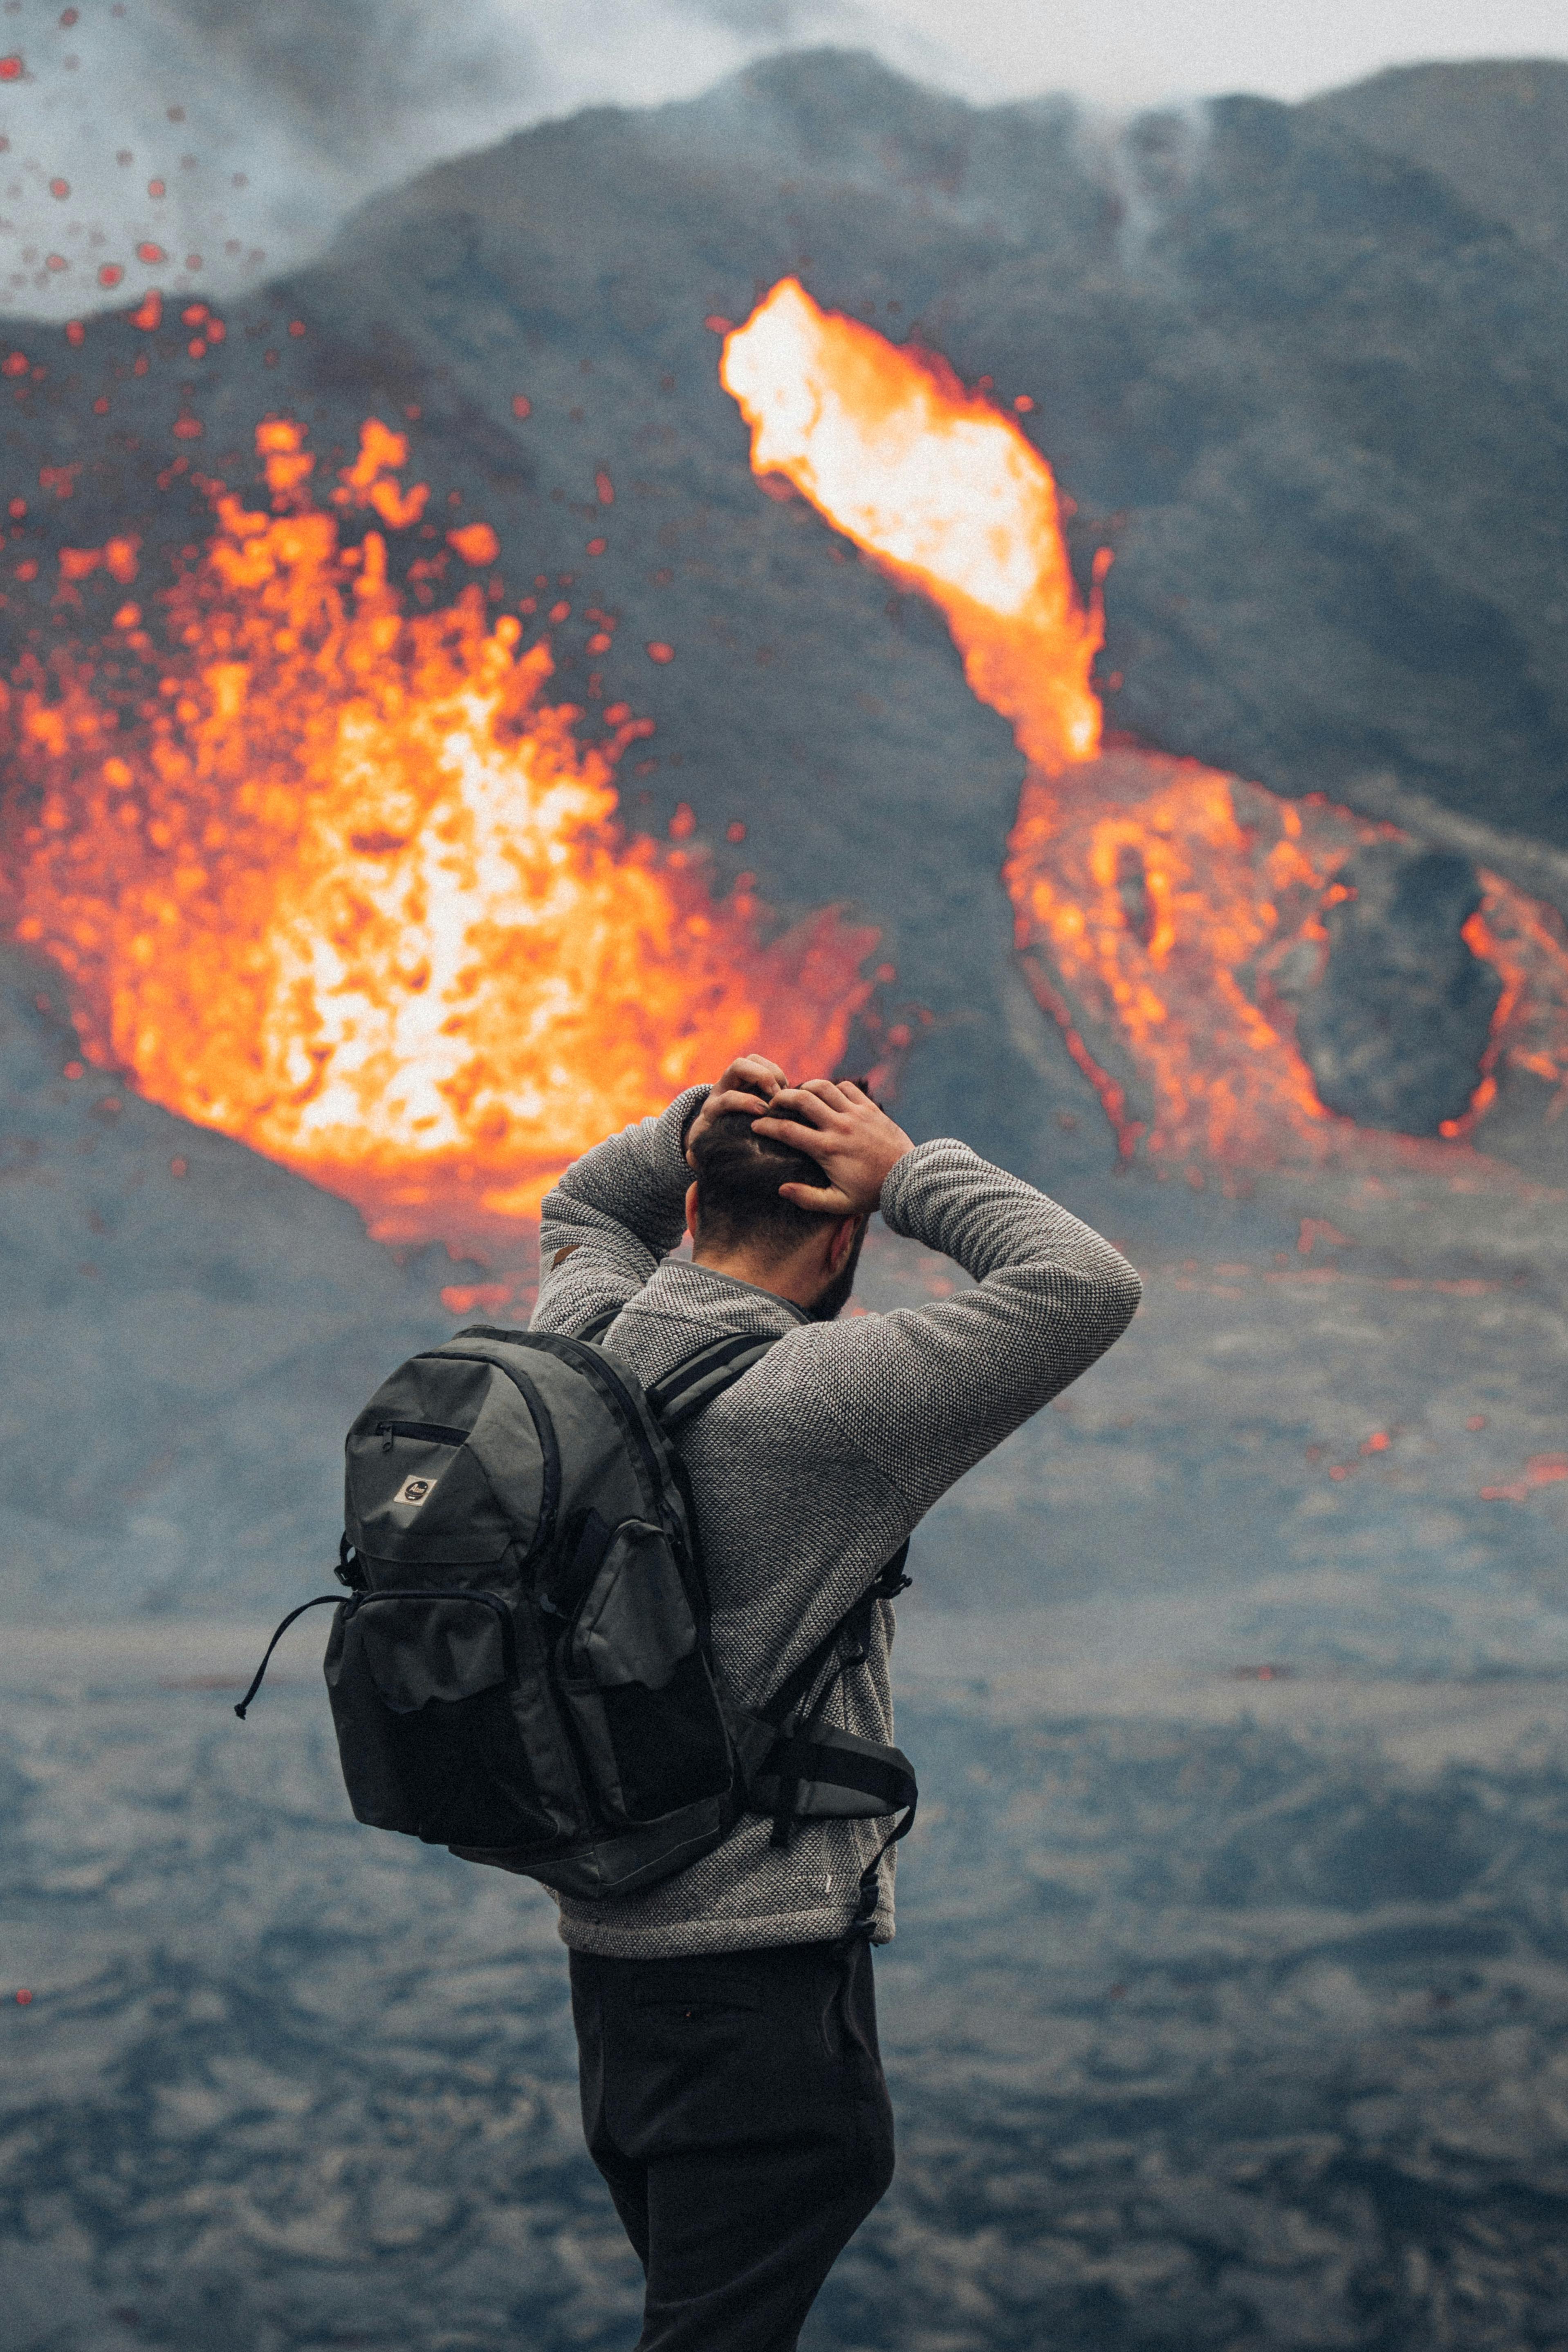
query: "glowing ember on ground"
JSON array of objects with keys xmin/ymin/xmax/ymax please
[
  {"xmin": 723, "ymin": 281, "xmax": 1568, "ymax": 1168},
  {"xmin": 1, "ymin": 419, "xmax": 876, "ymax": 1256}
]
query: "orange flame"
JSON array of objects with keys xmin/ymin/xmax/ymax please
[
  {"xmin": 723, "ymin": 281, "xmax": 1568, "ymax": 1166},
  {"xmin": 2, "ymin": 418, "xmax": 876, "ymax": 1255},
  {"xmin": 721, "ymin": 279, "xmax": 1104, "ymax": 773}
]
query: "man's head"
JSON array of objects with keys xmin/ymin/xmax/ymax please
[{"xmin": 686, "ymin": 1105, "xmax": 866, "ymax": 1321}]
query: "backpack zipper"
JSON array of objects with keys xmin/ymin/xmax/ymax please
[
  {"xmin": 376, "ymin": 1419, "xmax": 469, "ymax": 1454},
  {"xmin": 431, "ymin": 1354, "xmax": 561, "ymax": 1561}
]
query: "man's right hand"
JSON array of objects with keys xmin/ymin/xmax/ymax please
[
  {"xmin": 684, "ymin": 1054, "xmax": 789, "ymax": 1165},
  {"xmin": 752, "ymin": 1079, "xmax": 913, "ymax": 1217}
]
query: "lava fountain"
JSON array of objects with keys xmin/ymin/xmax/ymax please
[
  {"xmin": 721, "ymin": 276, "xmax": 1104, "ymax": 775},
  {"xmin": 722, "ymin": 279, "xmax": 1568, "ymax": 1169},
  {"xmin": 1, "ymin": 417, "xmax": 876, "ymax": 1256}
]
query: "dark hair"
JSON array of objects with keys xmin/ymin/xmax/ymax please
[{"xmin": 688, "ymin": 1107, "xmax": 833, "ymax": 1258}]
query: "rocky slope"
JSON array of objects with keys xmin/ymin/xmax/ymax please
[
  {"xmin": 2, "ymin": 48, "xmax": 1566, "ymax": 1167},
  {"xmin": 1310, "ymin": 57, "xmax": 1568, "ymax": 276},
  {"xmin": 0, "ymin": 942, "xmax": 460, "ymax": 1613}
]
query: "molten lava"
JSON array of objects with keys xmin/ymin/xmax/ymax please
[
  {"xmin": 722, "ymin": 281, "xmax": 1568, "ymax": 1167},
  {"xmin": 722, "ymin": 278, "xmax": 1104, "ymax": 774},
  {"xmin": 2, "ymin": 419, "xmax": 876, "ymax": 1254},
  {"xmin": 1005, "ymin": 753, "xmax": 1337, "ymax": 1163}
]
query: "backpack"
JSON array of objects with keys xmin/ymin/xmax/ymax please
[{"xmin": 236, "ymin": 1319, "xmax": 917, "ymax": 1936}]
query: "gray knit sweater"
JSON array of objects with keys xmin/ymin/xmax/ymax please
[{"xmin": 532, "ymin": 1087, "xmax": 1141, "ymax": 1957}]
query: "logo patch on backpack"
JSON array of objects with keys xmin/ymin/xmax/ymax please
[{"xmin": 394, "ymin": 1473, "xmax": 437, "ymax": 1507}]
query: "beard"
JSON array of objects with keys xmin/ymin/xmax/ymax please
[{"xmin": 806, "ymin": 1220, "xmax": 868, "ymax": 1321}]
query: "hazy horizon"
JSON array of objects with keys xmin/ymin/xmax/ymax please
[{"xmin": 0, "ymin": 0, "xmax": 1563, "ymax": 321}]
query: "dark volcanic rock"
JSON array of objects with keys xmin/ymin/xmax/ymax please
[
  {"xmin": 1310, "ymin": 58, "xmax": 1568, "ymax": 276},
  {"xmin": 1290, "ymin": 843, "xmax": 1503, "ymax": 1133},
  {"xmin": 4, "ymin": 46, "xmax": 1568, "ymax": 871}
]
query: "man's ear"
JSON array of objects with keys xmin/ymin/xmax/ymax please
[
  {"xmin": 828, "ymin": 1214, "xmax": 862, "ymax": 1273},
  {"xmin": 684, "ymin": 1179, "xmax": 700, "ymax": 1245}
]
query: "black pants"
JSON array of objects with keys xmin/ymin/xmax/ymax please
[{"xmin": 569, "ymin": 1937, "xmax": 895, "ymax": 2352}]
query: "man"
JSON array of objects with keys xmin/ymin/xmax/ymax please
[{"xmin": 532, "ymin": 1057, "xmax": 1141, "ymax": 2350}]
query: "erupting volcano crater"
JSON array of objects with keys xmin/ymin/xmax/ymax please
[{"xmin": 0, "ymin": 416, "xmax": 876, "ymax": 1258}]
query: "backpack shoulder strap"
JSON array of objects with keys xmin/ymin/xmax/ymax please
[
  {"xmin": 638, "ymin": 1322, "xmax": 917, "ymax": 1896},
  {"xmin": 645, "ymin": 1331, "xmax": 779, "ymax": 1430}
]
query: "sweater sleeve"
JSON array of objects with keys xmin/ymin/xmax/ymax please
[
  {"xmin": 531, "ymin": 1085, "xmax": 709, "ymax": 1336},
  {"xmin": 802, "ymin": 1139, "xmax": 1142, "ymax": 1522}
]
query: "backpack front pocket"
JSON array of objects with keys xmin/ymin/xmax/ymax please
[
  {"xmin": 565, "ymin": 1522, "xmax": 695, "ymax": 1689},
  {"xmin": 356, "ymin": 1585, "xmax": 513, "ymax": 1713},
  {"xmin": 559, "ymin": 1522, "xmax": 731, "ymax": 1824}
]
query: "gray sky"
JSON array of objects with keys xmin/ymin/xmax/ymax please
[{"xmin": 1, "ymin": 0, "xmax": 1564, "ymax": 318}]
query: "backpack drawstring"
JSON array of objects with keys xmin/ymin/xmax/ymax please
[{"xmin": 233, "ymin": 1594, "xmax": 347, "ymax": 1720}]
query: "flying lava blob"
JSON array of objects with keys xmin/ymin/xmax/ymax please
[
  {"xmin": 2, "ymin": 419, "xmax": 877, "ymax": 1255},
  {"xmin": 722, "ymin": 280, "xmax": 1568, "ymax": 1168}
]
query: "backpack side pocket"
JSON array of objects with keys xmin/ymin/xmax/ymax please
[{"xmin": 559, "ymin": 1521, "xmax": 732, "ymax": 1824}]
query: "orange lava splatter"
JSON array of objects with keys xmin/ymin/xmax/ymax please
[
  {"xmin": 2, "ymin": 419, "xmax": 876, "ymax": 1256},
  {"xmin": 446, "ymin": 521, "xmax": 498, "ymax": 566},
  {"xmin": 1481, "ymin": 1454, "xmax": 1568, "ymax": 1502}
]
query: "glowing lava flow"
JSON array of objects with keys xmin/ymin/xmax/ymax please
[
  {"xmin": 722, "ymin": 280, "xmax": 1568, "ymax": 1167},
  {"xmin": 2, "ymin": 419, "xmax": 876, "ymax": 1253}
]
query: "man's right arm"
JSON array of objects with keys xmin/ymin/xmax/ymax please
[{"xmin": 805, "ymin": 1139, "xmax": 1142, "ymax": 1522}]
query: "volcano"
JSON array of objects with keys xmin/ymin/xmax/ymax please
[
  {"xmin": 7, "ymin": 54, "xmax": 1568, "ymax": 2352},
  {"xmin": 0, "ymin": 47, "xmax": 1566, "ymax": 1197}
]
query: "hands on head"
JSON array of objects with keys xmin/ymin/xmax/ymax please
[
  {"xmin": 752, "ymin": 1078, "xmax": 913, "ymax": 1217},
  {"xmin": 682, "ymin": 1058, "xmax": 912, "ymax": 1315},
  {"xmin": 683, "ymin": 1054, "xmax": 790, "ymax": 1154},
  {"xmin": 685, "ymin": 1054, "xmax": 913, "ymax": 1218}
]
